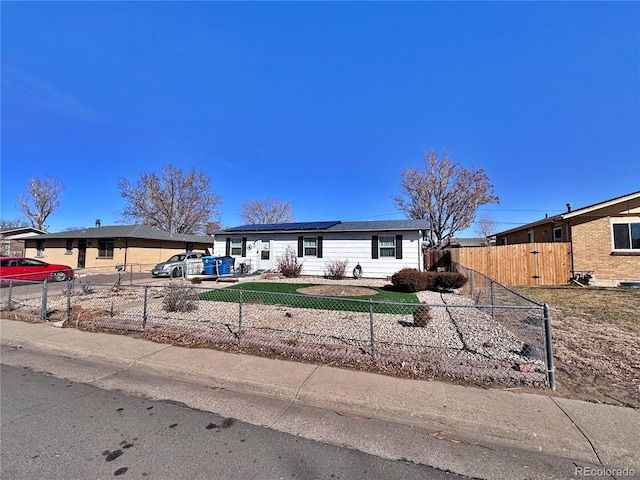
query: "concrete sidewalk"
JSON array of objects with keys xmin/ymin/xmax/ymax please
[{"xmin": 1, "ymin": 318, "xmax": 638, "ymax": 479}]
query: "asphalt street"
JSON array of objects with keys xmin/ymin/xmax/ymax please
[{"xmin": 1, "ymin": 364, "xmax": 466, "ymax": 480}]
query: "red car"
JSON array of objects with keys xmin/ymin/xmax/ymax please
[{"xmin": 0, "ymin": 257, "xmax": 74, "ymax": 283}]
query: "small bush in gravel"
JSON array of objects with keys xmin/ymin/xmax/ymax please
[
  {"xmin": 413, "ymin": 304, "xmax": 432, "ymax": 327},
  {"xmin": 162, "ymin": 285, "xmax": 199, "ymax": 313},
  {"xmin": 325, "ymin": 259, "xmax": 349, "ymax": 279},
  {"xmin": 276, "ymin": 246, "xmax": 304, "ymax": 277},
  {"xmin": 391, "ymin": 268, "xmax": 428, "ymax": 292},
  {"xmin": 434, "ymin": 272, "xmax": 468, "ymax": 291}
]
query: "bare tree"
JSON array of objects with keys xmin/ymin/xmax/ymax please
[
  {"xmin": 16, "ymin": 175, "xmax": 64, "ymax": 231},
  {"xmin": 394, "ymin": 150, "xmax": 499, "ymax": 245},
  {"xmin": 240, "ymin": 197, "xmax": 295, "ymax": 225},
  {"xmin": 205, "ymin": 221, "xmax": 220, "ymax": 235},
  {"xmin": 474, "ymin": 213, "xmax": 498, "ymax": 245},
  {"xmin": 0, "ymin": 219, "xmax": 30, "ymax": 230},
  {"xmin": 118, "ymin": 164, "xmax": 221, "ymax": 234}
]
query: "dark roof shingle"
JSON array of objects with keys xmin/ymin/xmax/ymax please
[
  {"xmin": 29, "ymin": 225, "xmax": 214, "ymax": 243},
  {"xmin": 219, "ymin": 219, "xmax": 428, "ymax": 233}
]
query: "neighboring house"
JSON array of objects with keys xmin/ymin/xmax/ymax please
[
  {"xmin": 23, "ymin": 223, "xmax": 215, "ymax": 272},
  {"xmin": 494, "ymin": 191, "xmax": 640, "ymax": 287},
  {"xmin": 0, "ymin": 227, "xmax": 47, "ymax": 257},
  {"xmin": 213, "ymin": 220, "xmax": 429, "ymax": 279},
  {"xmin": 441, "ymin": 237, "xmax": 489, "ymax": 249}
]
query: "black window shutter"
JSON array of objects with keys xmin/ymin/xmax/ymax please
[
  {"xmin": 395, "ymin": 234, "xmax": 403, "ymax": 259},
  {"xmin": 371, "ymin": 235, "xmax": 379, "ymax": 259},
  {"xmin": 317, "ymin": 236, "xmax": 323, "ymax": 258},
  {"xmin": 225, "ymin": 238, "xmax": 231, "ymax": 256},
  {"xmin": 298, "ymin": 236, "xmax": 304, "ymax": 257},
  {"xmin": 241, "ymin": 237, "xmax": 247, "ymax": 257}
]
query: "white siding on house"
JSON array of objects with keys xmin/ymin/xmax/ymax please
[{"xmin": 214, "ymin": 230, "xmax": 423, "ymax": 279}]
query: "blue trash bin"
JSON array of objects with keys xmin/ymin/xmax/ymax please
[
  {"xmin": 219, "ymin": 256, "xmax": 234, "ymax": 275},
  {"xmin": 202, "ymin": 256, "xmax": 216, "ymax": 275}
]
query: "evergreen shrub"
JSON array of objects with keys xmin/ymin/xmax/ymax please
[{"xmin": 391, "ymin": 268, "xmax": 428, "ymax": 292}]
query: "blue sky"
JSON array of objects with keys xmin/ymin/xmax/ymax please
[{"xmin": 2, "ymin": 1, "xmax": 639, "ymax": 236}]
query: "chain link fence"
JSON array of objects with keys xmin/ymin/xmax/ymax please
[
  {"xmin": 453, "ymin": 263, "xmax": 555, "ymax": 388},
  {"xmin": 1, "ymin": 272, "xmax": 555, "ymax": 389}
]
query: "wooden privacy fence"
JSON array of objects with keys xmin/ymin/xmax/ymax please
[{"xmin": 446, "ymin": 242, "xmax": 572, "ymax": 286}]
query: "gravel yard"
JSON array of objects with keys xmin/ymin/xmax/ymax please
[
  {"xmin": 1, "ymin": 275, "xmax": 548, "ymax": 388},
  {"xmin": 5, "ymin": 274, "xmax": 636, "ymax": 405}
]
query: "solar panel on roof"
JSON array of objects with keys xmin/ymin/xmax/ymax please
[{"xmin": 225, "ymin": 221, "xmax": 340, "ymax": 232}]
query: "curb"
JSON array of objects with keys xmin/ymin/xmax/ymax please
[{"xmin": 2, "ymin": 318, "xmax": 638, "ymax": 479}]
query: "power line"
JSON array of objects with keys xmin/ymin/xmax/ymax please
[{"xmin": 477, "ymin": 208, "xmax": 563, "ymax": 213}]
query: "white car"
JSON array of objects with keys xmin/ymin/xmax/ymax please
[{"xmin": 151, "ymin": 252, "xmax": 205, "ymax": 278}]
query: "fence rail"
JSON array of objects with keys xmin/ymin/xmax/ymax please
[{"xmin": 1, "ymin": 274, "xmax": 555, "ymax": 389}]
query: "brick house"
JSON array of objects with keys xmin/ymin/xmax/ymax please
[
  {"xmin": 0, "ymin": 227, "xmax": 47, "ymax": 257},
  {"xmin": 494, "ymin": 191, "xmax": 640, "ymax": 287},
  {"xmin": 22, "ymin": 223, "xmax": 215, "ymax": 273}
]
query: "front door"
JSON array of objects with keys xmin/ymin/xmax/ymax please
[
  {"xmin": 77, "ymin": 240, "xmax": 86, "ymax": 268},
  {"xmin": 258, "ymin": 238, "xmax": 273, "ymax": 271}
]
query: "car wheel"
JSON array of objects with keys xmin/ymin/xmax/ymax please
[
  {"xmin": 52, "ymin": 271, "xmax": 68, "ymax": 282},
  {"xmin": 172, "ymin": 267, "xmax": 183, "ymax": 278}
]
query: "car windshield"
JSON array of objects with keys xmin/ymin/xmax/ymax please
[
  {"xmin": 21, "ymin": 259, "xmax": 46, "ymax": 267},
  {"xmin": 166, "ymin": 254, "xmax": 186, "ymax": 262}
]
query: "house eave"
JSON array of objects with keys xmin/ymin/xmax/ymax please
[
  {"xmin": 26, "ymin": 224, "xmax": 214, "ymax": 243},
  {"xmin": 495, "ymin": 190, "xmax": 640, "ymax": 237}
]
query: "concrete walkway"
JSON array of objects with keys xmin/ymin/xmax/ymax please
[{"xmin": 1, "ymin": 318, "xmax": 638, "ymax": 479}]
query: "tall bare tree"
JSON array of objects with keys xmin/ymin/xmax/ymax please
[
  {"xmin": 16, "ymin": 175, "xmax": 64, "ymax": 231},
  {"xmin": 0, "ymin": 219, "xmax": 30, "ymax": 230},
  {"xmin": 394, "ymin": 150, "xmax": 499, "ymax": 245},
  {"xmin": 118, "ymin": 164, "xmax": 221, "ymax": 234},
  {"xmin": 474, "ymin": 213, "xmax": 498, "ymax": 245},
  {"xmin": 240, "ymin": 197, "xmax": 295, "ymax": 225}
]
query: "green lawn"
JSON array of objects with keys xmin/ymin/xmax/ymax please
[{"xmin": 198, "ymin": 282, "xmax": 419, "ymax": 314}]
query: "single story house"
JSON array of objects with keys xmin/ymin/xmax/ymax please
[
  {"xmin": 23, "ymin": 222, "xmax": 215, "ymax": 272},
  {"xmin": 1, "ymin": 227, "xmax": 47, "ymax": 257},
  {"xmin": 213, "ymin": 220, "xmax": 429, "ymax": 279},
  {"xmin": 441, "ymin": 237, "xmax": 490, "ymax": 248},
  {"xmin": 494, "ymin": 191, "xmax": 640, "ymax": 287}
]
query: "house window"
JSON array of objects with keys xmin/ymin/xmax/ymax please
[
  {"xmin": 612, "ymin": 222, "xmax": 640, "ymax": 250},
  {"xmin": 527, "ymin": 231, "xmax": 534, "ymax": 243},
  {"xmin": 371, "ymin": 234, "xmax": 402, "ymax": 259},
  {"xmin": 379, "ymin": 236, "xmax": 396, "ymax": 257},
  {"xmin": 36, "ymin": 240, "xmax": 45, "ymax": 257},
  {"xmin": 553, "ymin": 227, "xmax": 563, "ymax": 242},
  {"xmin": 66, "ymin": 240, "xmax": 74, "ymax": 253},
  {"xmin": 230, "ymin": 238, "xmax": 243, "ymax": 256},
  {"xmin": 226, "ymin": 237, "xmax": 247, "ymax": 257},
  {"xmin": 98, "ymin": 239, "xmax": 114, "ymax": 258},
  {"xmin": 297, "ymin": 236, "xmax": 322, "ymax": 258},
  {"xmin": 261, "ymin": 240, "xmax": 270, "ymax": 260},
  {"xmin": 303, "ymin": 237, "xmax": 317, "ymax": 256}
]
